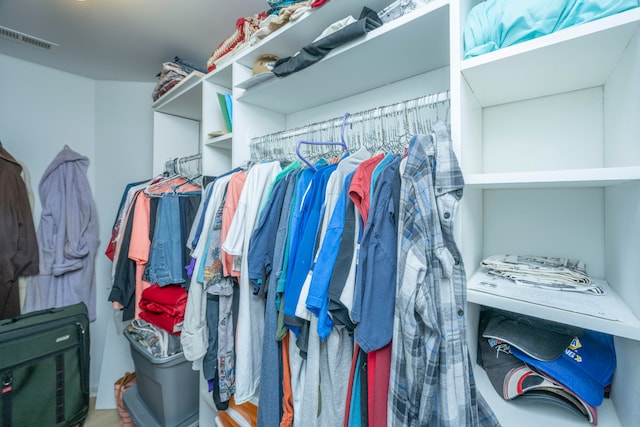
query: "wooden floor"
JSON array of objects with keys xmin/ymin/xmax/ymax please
[{"xmin": 85, "ymin": 397, "xmax": 121, "ymax": 427}]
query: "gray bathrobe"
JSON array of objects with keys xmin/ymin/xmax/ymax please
[{"xmin": 26, "ymin": 145, "xmax": 99, "ymax": 321}]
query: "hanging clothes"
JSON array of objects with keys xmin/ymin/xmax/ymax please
[
  {"xmin": 182, "ymin": 178, "xmax": 222, "ymax": 362},
  {"xmin": 26, "ymin": 145, "xmax": 100, "ymax": 321},
  {"xmin": 0, "ymin": 143, "xmax": 39, "ymax": 320},
  {"xmin": 178, "ymin": 93, "xmax": 500, "ymax": 427},
  {"xmin": 222, "ymin": 160, "xmax": 282, "ymax": 404},
  {"xmin": 296, "ymin": 147, "xmax": 371, "ymax": 427},
  {"xmin": 249, "ymin": 172, "xmax": 294, "ymax": 427},
  {"xmin": 108, "ymin": 175, "xmax": 201, "ymax": 323},
  {"xmin": 15, "ymin": 156, "xmax": 36, "ymax": 314},
  {"xmin": 388, "ymin": 122, "xmax": 500, "ymax": 426}
]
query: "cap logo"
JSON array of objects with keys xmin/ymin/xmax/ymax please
[
  {"xmin": 565, "ymin": 337, "xmax": 583, "ymax": 362},
  {"xmin": 569, "ymin": 337, "xmax": 582, "ymax": 350}
]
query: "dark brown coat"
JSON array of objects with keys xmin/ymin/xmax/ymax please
[{"xmin": 0, "ymin": 143, "xmax": 39, "ymax": 319}]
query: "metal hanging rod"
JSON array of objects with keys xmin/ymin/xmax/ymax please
[
  {"xmin": 249, "ymin": 90, "xmax": 450, "ymax": 162},
  {"xmin": 164, "ymin": 152, "xmax": 202, "ymax": 176}
]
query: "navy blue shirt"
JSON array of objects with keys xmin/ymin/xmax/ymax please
[
  {"xmin": 247, "ymin": 174, "xmax": 290, "ymax": 295},
  {"xmin": 353, "ymin": 155, "xmax": 401, "ymax": 352}
]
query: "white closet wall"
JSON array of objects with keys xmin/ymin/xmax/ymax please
[{"xmin": 151, "ymin": 1, "xmax": 640, "ymax": 425}]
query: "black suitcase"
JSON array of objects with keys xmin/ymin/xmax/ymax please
[{"xmin": 0, "ymin": 303, "xmax": 90, "ymax": 427}]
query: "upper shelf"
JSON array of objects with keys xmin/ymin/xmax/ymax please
[
  {"xmin": 465, "ymin": 166, "xmax": 640, "ymax": 189},
  {"xmin": 205, "ymin": 0, "xmax": 393, "ymax": 87},
  {"xmin": 236, "ymin": 0, "xmax": 450, "ymax": 114},
  {"xmin": 151, "ymin": 71, "xmax": 204, "ymax": 121},
  {"xmin": 461, "ymin": 7, "xmax": 640, "ymax": 107}
]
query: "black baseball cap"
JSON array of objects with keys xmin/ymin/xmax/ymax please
[{"xmin": 481, "ymin": 308, "xmax": 583, "ymax": 361}]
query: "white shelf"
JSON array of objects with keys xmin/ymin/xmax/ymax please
[
  {"xmin": 461, "ymin": 7, "xmax": 640, "ymax": 107},
  {"xmin": 236, "ymin": 0, "xmax": 450, "ymax": 114},
  {"xmin": 205, "ymin": 64, "xmax": 233, "ymax": 89},
  {"xmin": 206, "ymin": 132, "xmax": 233, "ymax": 150},
  {"xmin": 474, "ymin": 365, "xmax": 622, "ymax": 427},
  {"xmin": 233, "ymin": 0, "xmax": 393, "ymax": 69},
  {"xmin": 467, "ymin": 271, "xmax": 640, "ymax": 341},
  {"xmin": 203, "ymin": 0, "xmax": 392, "ymax": 89},
  {"xmin": 465, "ymin": 166, "xmax": 640, "ymax": 189},
  {"xmin": 152, "ymin": 71, "xmax": 204, "ymax": 120}
]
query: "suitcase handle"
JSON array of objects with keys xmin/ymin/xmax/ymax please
[
  {"xmin": 7, "ymin": 307, "xmax": 63, "ymax": 323},
  {"xmin": 75, "ymin": 322, "xmax": 90, "ymax": 396}
]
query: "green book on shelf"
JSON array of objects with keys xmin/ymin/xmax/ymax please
[{"xmin": 217, "ymin": 92, "xmax": 232, "ymax": 132}]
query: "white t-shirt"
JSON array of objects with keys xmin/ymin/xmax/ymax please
[{"xmin": 221, "ymin": 161, "xmax": 281, "ymax": 404}]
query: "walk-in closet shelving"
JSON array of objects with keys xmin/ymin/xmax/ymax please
[
  {"xmin": 150, "ymin": 0, "xmax": 640, "ymax": 425},
  {"xmin": 454, "ymin": 1, "xmax": 640, "ymax": 426},
  {"xmin": 236, "ymin": 0, "xmax": 450, "ymax": 114},
  {"xmin": 222, "ymin": 0, "xmax": 392, "ymax": 72},
  {"xmin": 151, "ymin": 71, "xmax": 204, "ymax": 120},
  {"xmin": 205, "ymin": 133, "xmax": 233, "ymax": 150},
  {"xmin": 204, "ymin": 0, "xmax": 393, "ymax": 90}
]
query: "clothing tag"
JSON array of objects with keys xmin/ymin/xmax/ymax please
[
  {"xmin": 232, "ymin": 255, "xmax": 242, "ymax": 273},
  {"xmin": 173, "ymin": 321, "xmax": 184, "ymax": 333}
]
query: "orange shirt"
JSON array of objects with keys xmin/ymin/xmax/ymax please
[
  {"xmin": 221, "ymin": 171, "xmax": 247, "ymax": 278},
  {"xmin": 128, "ymin": 193, "xmax": 152, "ymax": 319}
]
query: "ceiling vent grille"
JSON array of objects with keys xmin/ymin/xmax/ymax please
[{"xmin": 0, "ymin": 25, "xmax": 58, "ymax": 50}]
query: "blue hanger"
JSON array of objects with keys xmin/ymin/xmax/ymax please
[{"xmin": 296, "ymin": 112, "xmax": 350, "ymax": 171}]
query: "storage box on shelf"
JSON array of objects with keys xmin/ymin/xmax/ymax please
[{"xmin": 454, "ymin": 2, "xmax": 640, "ymax": 426}]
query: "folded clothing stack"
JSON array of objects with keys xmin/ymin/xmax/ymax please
[
  {"xmin": 138, "ymin": 284, "xmax": 188, "ymax": 335},
  {"xmin": 151, "ymin": 62, "xmax": 188, "ymax": 102},
  {"xmin": 477, "ymin": 308, "xmax": 616, "ymax": 425},
  {"xmin": 481, "ymin": 254, "xmax": 605, "ymax": 294},
  {"xmin": 207, "ymin": 12, "xmax": 267, "ymax": 72},
  {"xmin": 463, "ymin": 0, "xmax": 639, "ymax": 59},
  {"xmin": 271, "ymin": 6, "xmax": 382, "ymax": 77}
]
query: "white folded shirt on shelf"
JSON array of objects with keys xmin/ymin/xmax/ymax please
[{"xmin": 480, "ymin": 254, "xmax": 604, "ymax": 294}]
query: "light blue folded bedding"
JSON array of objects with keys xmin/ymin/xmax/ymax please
[{"xmin": 463, "ymin": 0, "xmax": 639, "ymax": 59}]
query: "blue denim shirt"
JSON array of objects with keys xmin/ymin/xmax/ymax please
[
  {"xmin": 306, "ymin": 171, "xmax": 355, "ymax": 340},
  {"xmin": 353, "ymin": 154, "xmax": 401, "ymax": 352},
  {"xmin": 284, "ymin": 163, "xmax": 337, "ymax": 334}
]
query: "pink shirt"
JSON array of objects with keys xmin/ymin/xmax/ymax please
[
  {"xmin": 128, "ymin": 193, "xmax": 152, "ymax": 319},
  {"xmin": 221, "ymin": 171, "xmax": 247, "ymax": 278}
]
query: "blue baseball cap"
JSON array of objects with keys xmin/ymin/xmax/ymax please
[
  {"xmin": 511, "ymin": 329, "xmax": 616, "ymax": 407},
  {"xmin": 482, "ymin": 308, "xmax": 583, "ymax": 361}
]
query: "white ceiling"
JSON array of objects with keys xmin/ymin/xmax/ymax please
[{"xmin": 0, "ymin": 0, "xmax": 268, "ymax": 82}]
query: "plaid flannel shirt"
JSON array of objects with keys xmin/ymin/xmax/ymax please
[{"xmin": 388, "ymin": 122, "xmax": 500, "ymax": 426}]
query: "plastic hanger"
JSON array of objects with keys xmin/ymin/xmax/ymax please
[{"xmin": 296, "ymin": 112, "xmax": 350, "ymax": 171}]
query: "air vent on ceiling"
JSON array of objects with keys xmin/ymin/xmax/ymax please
[{"xmin": 0, "ymin": 25, "xmax": 58, "ymax": 50}]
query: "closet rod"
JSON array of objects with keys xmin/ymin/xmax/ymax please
[
  {"xmin": 164, "ymin": 152, "xmax": 202, "ymax": 176},
  {"xmin": 249, "ymin": 90, "xmax": 450, "ymax": 162},
  {"xmin": 250, "ymin": 90, "xmax": 450, "ymax": 144}
]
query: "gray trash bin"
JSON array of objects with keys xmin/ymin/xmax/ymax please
[{"xmin": 124, "ymin": 330, "xmax": 199, "ymax": 426}]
